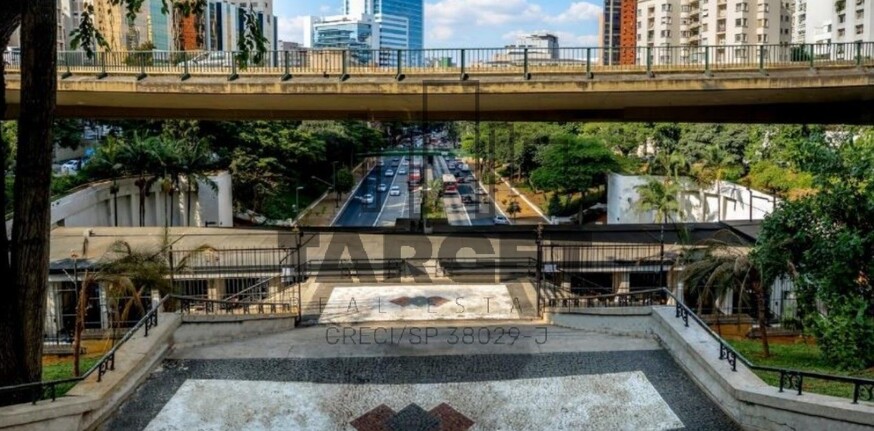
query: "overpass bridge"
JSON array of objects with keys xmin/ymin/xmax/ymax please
[{"xmin": 4, "ymin": 43, "xmax": 874, "ymax": 123}]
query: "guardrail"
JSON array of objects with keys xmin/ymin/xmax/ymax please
[
  {"xmin": 543, "ymin": 288, "xmax": 874, "ymax": 405},
  {"xmin": 3, "ymin": 42, "xmax": 873, "ymax": 82},
  {"xmin": 0, "ymin": 295, "xmax": 170, "ymax": 405},
  {"xmin": 174, "ymin": 295, "xmax": 295, "ymax": 315}
]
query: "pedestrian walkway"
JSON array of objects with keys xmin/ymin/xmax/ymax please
[{"xmin": 106, "ymin": 324, "xmax": 739, "ymax": 430}]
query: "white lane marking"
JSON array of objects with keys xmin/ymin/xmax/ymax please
[{"xmin": 373, "ymin": 156, "xmax": 405, "ymax": 226}]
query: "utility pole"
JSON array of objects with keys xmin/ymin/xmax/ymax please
[
  {"xmin": 292, "ymin": 225, "xmax": 303, "ymax": 322},
  {"xmin": 535, "ymin": 223, "xmax": 543, "ymax": 316}
]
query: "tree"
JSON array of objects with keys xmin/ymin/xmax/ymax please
[
  {"xmin": 546, "ymin": 193, "xmax": 562, "ymax": 217},
  {"xmin": 86, "ymin": 136, "xmax": 125, "ymax": 226},
  {"xmin": 529, "ymin": 134, "xmax": 619, "ymax": 222},
  {"xmin": 335, "ymin": 168, "xmax": 354, "ymax": 194},
  {"xmin": 754, "ymin": 133, "xmax": 874, "ymax": 369},
  {"xmin": 0, "ymin": 0, "xmax": 265, "ymax": 403},
  {"xmin": 506, "ymin": 200, "xmax": 521, "ymax": 222},
  {"xmin": 682, "ymin": 233, "xmax": 770, "ymax": 356},
  {"xmin": 117, "ymin": 132, "xmax": 161, "ymax": 227},
  {"xmin": 634, "ymin": 177, "xmax": 683, "ymax": 223}
]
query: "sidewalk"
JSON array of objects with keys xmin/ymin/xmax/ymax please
[
  {"xmin": 299, "ymin": 162, "xmax": 369, "ymax": 226},
  {"xmin": 468, "ymin": 160, "xmax": 548, "ymax": 225}
]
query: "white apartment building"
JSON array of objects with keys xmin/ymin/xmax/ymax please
[
  {"xmin": 833, "ymin": 0, "xmax": 874, "ymax": 44},
  {"xmin": 793, "ymin": 0, "xmax": 833, "ymax": 43},
  {"xmin": 637, "ymin": 0, "xmax": 793, "ymax": 65},
  {"xmin": 9, "ymin": 0, "xmax": 79, "ymax": 51}
]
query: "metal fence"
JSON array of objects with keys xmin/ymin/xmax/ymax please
[{"xmin": 4, "ymin": 42, "xmax": 873, "ymax": 80}]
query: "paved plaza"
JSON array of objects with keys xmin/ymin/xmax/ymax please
[{"xmin": 107, "ymin": 325, "xmax": 739, "ymax": 430}]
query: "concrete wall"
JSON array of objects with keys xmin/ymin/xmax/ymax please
[
  {"xmin": 5, "ymin": 171, "xmax": 233, "ymax": 233},
  {"xmin": 173, "ymin": 314, "xmax": 298, "ymax": 349},
  {"xmin": 0, "ymin": 312, "xmax": 181, "ymax": 431},
  {"xmin": 546, "ymin": 306, "xmax": 874, "ymax": 431},
  {"xmin": 607, "ymin": 173, "xmax": 777, "ymax": 224}
]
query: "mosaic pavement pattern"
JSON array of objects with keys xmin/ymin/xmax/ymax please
[
  {"xmin": 318, "ymin": 285, "xmax": 522, "ymax": 324},
  {"xmin": 107, "ymin": 351, "xmax": 740, "ymax": 430}
]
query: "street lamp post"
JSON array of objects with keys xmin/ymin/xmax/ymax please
[
  {"xmin": 535, "ymin": 223, "xmax": 543, "ymax": 316},
  {"xmin": 292, "ymin": 225, "xmax": 304, "ymax": 322},
  {"xmin": 294, "ymin": 186, "xmax": 304, "ymax": 220},
  {"xmin": 332, "ymin": 161, "xmax": 339, "ymax": 209}
]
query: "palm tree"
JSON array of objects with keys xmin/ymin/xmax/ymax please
[
  {"xmin": 681, "ymin": 232, "xmax": 771, "ymax": 356},
  {"xmin": 86, "ymin": 136, "xmax": 125, "ymax": 226},
  {"xmin": 118, "ymin": 132, "xmax": 161, "ymax": 227},
  {"xmin": 150, "ymin": 136, "xmax": 182, "ymax": 227},
  {"xmin": 634, "ymin": 177, "xmax": 684, "ymax": 223},
  {"xmin": 176, "ymin": 139, "xmax": 216, "ymax": 226}
]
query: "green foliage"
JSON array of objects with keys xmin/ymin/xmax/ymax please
[
  {"xmin": 335, "ymin": 168, "xmax": 354, "ymax": 194},
  {"xmin": 53, "ymin": 120, "xmax": 84, "ymax": 150},
  {"xmin": 546, "ymin": 193, "xmax": 562, "ymax": 216},
  {"xmin": 529, "ymin": 134, "xmax": 619, "ymax": 195},
  {"xmin": 791, "ymin": 46, "xmax": 812, "ymax": 62},
  {"xmin": 633, "ymin": 177, "xmax": 683, "ymax": 223},
  {"xmin": 235, "ymin": 6, "xmax": 268, "ymax": 69},
  {"xmin": 745, "ymin": 160, "xmax": 813, "ymax": 198},
  {"xmin": 754, "ymin": 133, "xmax": 874, "ymax": 370},
  {"xmin": 68, "ymin": 3, "xmax": 109, "ymax": 57},
  {"xmin": 506, "ymin": 200, "xmax": 521, "ymax": 220}
]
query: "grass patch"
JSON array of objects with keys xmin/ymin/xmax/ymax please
[
  {"xmin": 41, "ymin": 357, "xmax": 102, "ymax": 397},
  {"xmin": 728, "ymin": 339, "xmax": 874, "ymax": 400}
]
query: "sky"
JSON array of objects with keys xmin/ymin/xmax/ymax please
[{"xmin": 276, "ymin": 0, "xmax": 603, "ymax": 48}]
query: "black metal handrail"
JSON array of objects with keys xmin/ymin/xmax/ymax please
[
  {"xmin": 0, "ymin": 295, "xmax": 170, "ymax": 405},
  {"xmin": 543, "ymin": 288, "xmax": 874, "ymax": 404},
  {"xmin": 174, "ymin": 295, "xmax": 294, "ymax": 315}
]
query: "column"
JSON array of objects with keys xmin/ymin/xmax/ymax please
[{"xmin": 208, "ymin": 278, "xmax": 226, "ymax": 300}]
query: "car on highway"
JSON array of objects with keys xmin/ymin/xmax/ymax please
[
  {"xmin": 476, "ymin": 188, "xmax": 488, "ymax": 196},
  {"xmin": 390, "ymin": 185, "xmax": 401, "ymax": 196},
  {"xmin": 377, "ymin": 183, "xmax": 388, "ymax": 192},
  {"xmin": 464, "ymin": 176, "xmax": 476, "ymax": 183},
  {"xmin": 362, "ymin": 193, "xmax": 375, "ymax": 205},
  {"xmin": 385, "ymin": 169, "xmax": 394, "ymax": 177},
  {"xmin": 59, "ymin": 159, "xmax": 81, "ymax": 175},
  {"xmin": 493, "ymin": 215, "xmax": 510, "ymax": 225},
  {"xmin": 397, "ymin": 167, "xmax": 407, "ymax": 175},
  {"xmin": 462, "ymin": 195, "xmax": 475, "ymax": 204}
]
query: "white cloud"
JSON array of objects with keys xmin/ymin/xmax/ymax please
[
  {"xmin": 278, "ymin": 16, "xmax": 308, "ymax": 43},
  {"xmin": 426, "ymin": 0, "xmax": 601, "ymax": 46},
  {"xmin": 546, "ymin": 2, "xmax": 603, "ymax": 23}
]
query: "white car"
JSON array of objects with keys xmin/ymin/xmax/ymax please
[
  {"xmin": 385, "ymin": 169, "xmax": 394, "ymax": 177},
  {"xmin": 59, "ymin": 159, "xmax": 81, "ymax": 175},
  {"xmin": 377, "ymin": 183, "xmax": 388, "ymax": 192},
  {"xmin": 493, "ymin": 215, "xmax": 510, "ymax": 225},
  {"xmin": 389, "ymin": 185, "xmax": 401, "ymax": 196},
  {"xmin": 362, "ymin": 193, "xmax": 375, "ymax": 205},
  {"xmin": 397, "ymin": 168, "xmax": 407, "ymax": 175}
]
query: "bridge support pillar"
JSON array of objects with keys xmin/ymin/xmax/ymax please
[{"xmin": 281, "ymin": 50, "xmax": 292, "ymax": 81}]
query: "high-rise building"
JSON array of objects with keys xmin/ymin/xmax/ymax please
[
  {"xmin": 304, "ymin": 14, "xmax": 380, "ymax": 65},
  {"xmin": 515, "ymin": 32, "xmax": 560, "ymax": 59},
  {"xmin": 344, "ymin": 0, "xmax": 423, "ymax": 51},
  {"xmin": 619, "ymin": 0, "xmax": 638, "ymax": 64},
  {"xmin": 636, "ymin": 0, "xmax": 793, "ymax": 65},
  {"xmin": 600, "ymin": 0, "xmax": 623, "ymax": 65},
  {"xmin": 832, "ymin": 0, "xmax": 873, "ymax": 44},
  {"xmin": 9, "ymin": 0, "xmax": 79, "ymax": 51}
]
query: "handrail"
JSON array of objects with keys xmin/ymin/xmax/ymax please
[
  {"xmin": 173, "ymin": 294, "xmax": 295, "ymax": 315},
  {"xmin": 543, "ymin": 287, "xmax": 874, "ymax": 404},
  {"xmin": 4, "ymin": 42, "xmax": 873, "ymax": 82},
  {"xmin": 0, "ymin": 295, "xmax": 170, "ymax": 405}
]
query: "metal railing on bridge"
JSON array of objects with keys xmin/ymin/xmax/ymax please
[{"xmin": 4, "ymin": 42, "xmax": 873, "ymax": 82}]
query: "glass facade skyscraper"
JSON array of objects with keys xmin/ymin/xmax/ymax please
[{"xmin": 344, "ymin": 0, "xmax": 423, "ymax": 50}]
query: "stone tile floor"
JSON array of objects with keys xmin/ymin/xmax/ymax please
[{"xmin": 107, "ymin": 344, "xmax": 739, "ymax": 430}]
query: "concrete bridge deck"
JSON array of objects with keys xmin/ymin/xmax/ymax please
[{"xmin": 5, "ymin": 66, "xmax": 874, "ymax": 123}]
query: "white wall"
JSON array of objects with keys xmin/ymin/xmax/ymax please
[
  {"xmin": 6, "ymin": 171, "xmax": 233, "ymax": 232},
  {"xmin": 607, "ymin": 173, "xmax": 777, "ymax": 224}
]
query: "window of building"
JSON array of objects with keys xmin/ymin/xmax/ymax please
[
  {"xmin": 661, "ymin": 30, "xmax": 672, "ymax": 37},
  {"xmin": 856, "ymin": 24, "xmax": 864, "ymax": 35},
  {"xmin": 757, "ymin": 34, "xmax": 768, "ymax": 43},
  {"xmin": 735, "ymin": 2, "xmax": 748, "ymax": 12},
  {"xmin": 856, "ymin": 10, "xmax": 864, "ymax": 19},
  {"xmin": 638, "ymin": 21, "xmax": 642, "ymax": 28},
  {"xmin": 735, "ymin": 18, "xmax": 747, "ymax": 27},
  {"xmin": 838, "ymin": 28, "xmax": 846, "ymax": 37},
  {"xmin": 839, "ymin": 14, "xmax": 846, "ymax": 23}
]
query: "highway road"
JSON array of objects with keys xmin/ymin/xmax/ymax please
[
  {"xmin": 333, "ymin": 159, "xmax": 390, "ymax": 227},
  {"xmin": 434, "ymin": 155, "xmax": 498, "ymax": 226}
]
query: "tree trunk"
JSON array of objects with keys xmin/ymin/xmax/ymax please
[
  {"xmin": 754, "ymin": 281, "xmax": 771, "ymax": 357},
  {"xmin": 72, "ymin": 278, "xmax": 89, "ymax": 377},
  {"xmin": 0, "ymin": 0, "xmax": 56, "ymax": 402},
  {"xmin": 186, "ymin": 180, "xmax": 193, "ymax": 226},
  {"xmin": 0, "ymin": 8, "xmax": 19, "ymax": 402}
]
